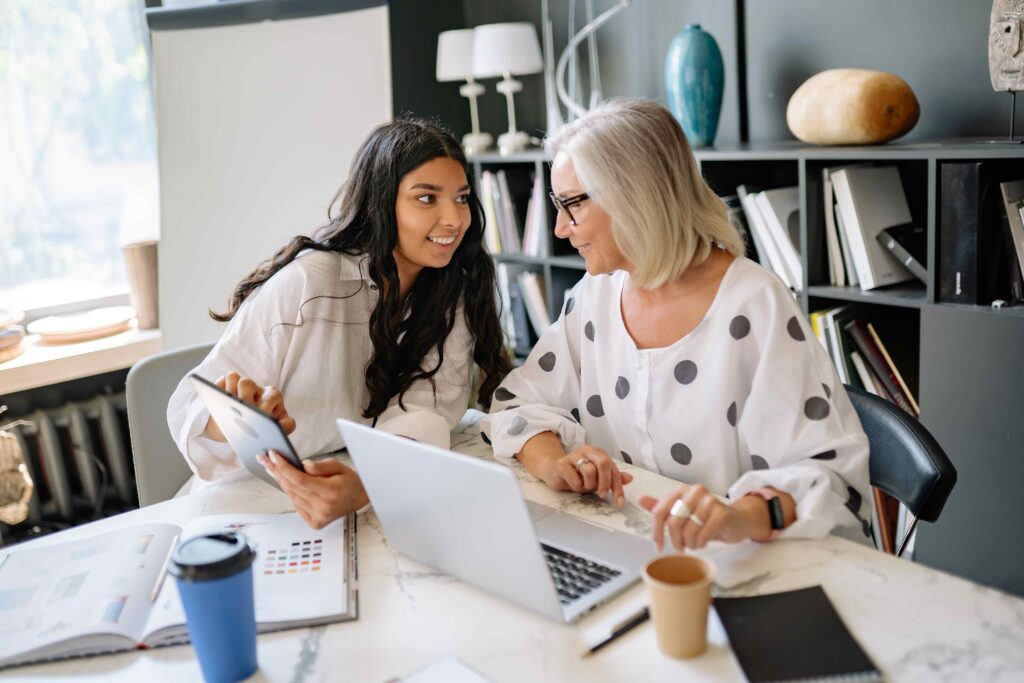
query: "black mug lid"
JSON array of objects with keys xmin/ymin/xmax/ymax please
[{"xmin": 169, "ymin": 531, "xmax": 255, "ymax": 582}]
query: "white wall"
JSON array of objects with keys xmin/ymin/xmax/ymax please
[{"xmin": 152, "ymin": 6, "xmax": 392, "ymax": 350}]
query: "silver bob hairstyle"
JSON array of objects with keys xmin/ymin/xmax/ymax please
[{"xmin": 546, "ymin": 99, "xmax": 744, "ymax": 289}]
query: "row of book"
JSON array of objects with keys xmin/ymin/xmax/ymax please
[
  {"xmin": 822, "ymin": 165, "xmax": 924, "ymax": 291},
  {"xmin": 810, "ymin": 304, "xmax": 920, "ymax": 553},
  {"xmin": 810, "ymin": 305, "xmax": 919, "ymax": 417},
  {"xmin": 730, "ymin": 167, "xmax": 926, "ymax": 294},
  {"xmin": 479, "ymin": 170, "xmax": 549, "ymax": 258},
  {"xmin": 496, "ymin": 264, "xmax": 551, "ymax": 358},
  {"xmin": 728, "ymin": 164, "xmax": 1024, "ymax": 305},
  {"xmin": 733, "ymin": 185, "xmax": 803, "ymax": 291}
]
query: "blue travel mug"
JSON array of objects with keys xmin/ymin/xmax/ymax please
[{"xmin": 170, "ymin": 531, "xmax": 258, "ymax": 683}]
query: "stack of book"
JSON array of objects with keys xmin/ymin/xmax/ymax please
[
  {"xmin": 495, "ymin": 265, "xmax": 551, "ymax": 359},
  {"xmin": 824, "ymin": 165, "xmax": 923, "ymax": 291},
  {"xmin": 810, "ymin": 305, "xmax": 919, "ymax": 554},
  {"xmin": 736, "ymin": 185, "xmax": 802, "ymax": 291},
  {"xmin": 809, "ymin": 305, "xmax": 919, "ymax": 418},
  {"xmin": 479, "ymin": 170, "xmax": 548, "ymax": 258}
]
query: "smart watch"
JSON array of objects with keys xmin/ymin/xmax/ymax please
[{"xmin": 746, "ymin": 488, "xmax": 786, "ymax": 541}]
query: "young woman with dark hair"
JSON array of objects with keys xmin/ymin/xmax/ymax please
[{"xmin": 168, "ymin": 118, "xmax": 510, "ymax": 529}]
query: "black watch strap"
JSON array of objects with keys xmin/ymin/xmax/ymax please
[{"xmin": 767, "ymin": 496, "xmax": 785, "ymax": 530}]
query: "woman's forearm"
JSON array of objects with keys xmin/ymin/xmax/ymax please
[
  {"xmin": 732, "ymin": 488, "xmax": 797, "ymax": 540},
  {"xmin": 515, "ymin": 431, "xmax": 567, "ymax": 482}
]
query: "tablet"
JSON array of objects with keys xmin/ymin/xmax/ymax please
[{"xmin": 188, "ymin": 373, "xmax": 303, "ymax": 489}]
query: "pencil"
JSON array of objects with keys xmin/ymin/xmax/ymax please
[
  {"xmin": 581, "ymin": 606, "xmax": 650, "ymax": 658},
  {"xmin": 150, "ymin": 534, "xmax": 180, "ymax": 602}
]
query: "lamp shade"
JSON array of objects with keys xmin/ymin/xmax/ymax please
[
  {"xmin": 472, "ymin": 22, "xmax": 543, "ymax": 79},
  {"xmin": 436, "ymin": 29, "xmax": 475, "ymax": 82}
]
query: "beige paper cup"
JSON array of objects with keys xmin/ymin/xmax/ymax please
[
  {"xmin": 122, "ymin": 240, "xmax": 159, "ymax": 329},
  {"xmin": 643, "ymin": 555, "xmax": 716, "ymax": 658}
]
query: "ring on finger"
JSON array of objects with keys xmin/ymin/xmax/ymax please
[
  {"xmin": 670, "ymin": 499, "xmax": 692, "ymax": 519},
  {"xmin": 574, "ymin": 457, "xmax": 590, "ymax": 471},
  {"xmin": 670, "ymin": 499, "xmax": 704, "ymax": 527}
]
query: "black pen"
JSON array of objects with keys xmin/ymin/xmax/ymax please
[{"xmin": 581, "ymin": 606, "xmax": 650, "ymax": 658}]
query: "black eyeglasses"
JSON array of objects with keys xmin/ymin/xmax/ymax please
[{"xmin": 548, "ymin": 191, "xmax": 590, "ymax": 226}]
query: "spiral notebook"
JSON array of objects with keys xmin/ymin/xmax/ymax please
[{"xmin": 714, "ymin": 586, "xmax": 882, "ymax": 683}]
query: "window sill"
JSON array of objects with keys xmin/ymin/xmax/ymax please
[{"xmin": 0, "ymin": 325, "xmax": 162, "ymax": 395}]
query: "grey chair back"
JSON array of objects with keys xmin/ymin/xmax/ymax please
[
  {"xmin": 126, "ymin": 342, "xmax": 214, "ymax": 506},
  {"xmin": 845, "ymin": 385, "xmax": 957, "ymax": 557}
]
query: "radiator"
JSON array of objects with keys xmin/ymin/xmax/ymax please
[{"xmin": 5, "ymin": 392, "xmax": 137, "ymax": 527}]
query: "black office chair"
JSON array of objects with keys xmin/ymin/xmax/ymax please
[{"xmin": 844, "ymin": 385, "xmax": 957, "ymax": 558}]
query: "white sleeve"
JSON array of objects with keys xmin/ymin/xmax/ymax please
[
  {"xmin": 166, "ymin": 268, "xmax": 301, "ymax": 482},
  {"xmin": 481, "ymin": 283, "xmax": 587, "ymax": 465},
  {"xmin": 727, "ymin": 286, "xmax": 872, "ymax": 541},
  {"xmin": 375, "ymin": 308, "xmax": 474, "ymax": 450}
]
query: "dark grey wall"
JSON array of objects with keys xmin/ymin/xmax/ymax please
[
  {"xmin": 744, "ymin": 0, "xmax": 1021, "ymax": 141},
  {"xmin": 463, "ymin": 0, "xmax": 1023, "ymax": 144},
  {"xmin": 917, "ymin": 306, "xmax": 1024, "ymax": 596}
]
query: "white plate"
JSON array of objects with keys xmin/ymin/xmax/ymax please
[{"xmin": 27, "ymin": 306, "xmax": 136, "ymax": 343}]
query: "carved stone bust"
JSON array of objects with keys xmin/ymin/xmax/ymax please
[{"xmin": 990, "ymin": 0, "xmax": 1024, "ymax": 91}]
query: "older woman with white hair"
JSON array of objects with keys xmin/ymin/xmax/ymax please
[{"xmin": 482, "ymin": 99, "xmax": 871, "ymax": 552}]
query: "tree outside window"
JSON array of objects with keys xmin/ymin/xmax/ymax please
[{"xmin": 0, "ymin": 0, "xmax": 158, "ymax": 312}]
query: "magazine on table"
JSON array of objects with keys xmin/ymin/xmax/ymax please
[{"xmin": 0, "ymin": 512, "xmax": 357, "ymax": 670}]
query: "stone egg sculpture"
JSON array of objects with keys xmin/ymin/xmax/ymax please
[{"xmin": 786, "ymin": 69, "xmax": 920, "ymax": 145}]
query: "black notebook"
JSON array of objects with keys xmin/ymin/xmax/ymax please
[{"xmin": 714, "ymin": 586, "xmax": 882, "ymax": 683}]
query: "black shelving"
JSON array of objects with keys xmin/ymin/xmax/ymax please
[{"xmin": 806, "ymin": 284, "xmax": 929, "ymax": 309}]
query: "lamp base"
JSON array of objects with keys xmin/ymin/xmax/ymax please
[
  {"xmin": 462, "ymin": 131, "xmax": 493, "ymax": 155},
  {"xmin": 497, "ymin": 130, "xmax": 531, "ymax": 156}
]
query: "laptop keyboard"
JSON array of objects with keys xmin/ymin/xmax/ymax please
[{"xmin": 541, "ymin": 544, "xmax": 621, "ymax": 605}]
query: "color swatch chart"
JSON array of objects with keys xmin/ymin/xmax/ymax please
[{"xmin": 263, "ymin": 538, "xmax": 323, "ymax": 575}]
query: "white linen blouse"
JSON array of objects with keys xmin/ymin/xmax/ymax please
[
  {"xmin": 482, "ymin": 256, "xmax": 872, "ymax": 541},
  {"xmin": 167, "ymin": 249, "xmax": 474, "ymax": 482}
]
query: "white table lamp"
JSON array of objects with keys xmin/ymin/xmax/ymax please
[
  {"xmin": 472, "ymin": 22, "xmax": 543, "ymax": 155},
  {"xmin": 437, "ymin": 29, "xmax": 493, "ymax": 155}
]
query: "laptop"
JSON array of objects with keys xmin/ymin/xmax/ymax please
[{"xmin": 336, "ymin": 419, "xmax": 656, "ymax": 623}]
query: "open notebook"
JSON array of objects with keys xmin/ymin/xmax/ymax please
[{"xmin": 0, "ymin": 512, "xmax": 357, "ymax": 670}]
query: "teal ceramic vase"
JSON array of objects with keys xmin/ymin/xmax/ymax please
[{"xmin": 665, "ymin": 24, "xmax": 724, "ymax": 147}]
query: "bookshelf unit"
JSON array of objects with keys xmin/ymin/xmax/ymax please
[
  {"xmin": 706, "ymin": 141, "xmax": 1024, "ymax": 596},
  {"xmin": 472, "ymin": 140, "xmax": 1024, "ymax": 596}
]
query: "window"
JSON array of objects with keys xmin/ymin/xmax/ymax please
[{"xmin": 0, "ymin": 1, "xmax": 158, "ymax": 314}]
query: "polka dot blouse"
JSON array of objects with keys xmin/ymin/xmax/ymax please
[{"xmin": 482, "ymin": 257, "xmax": 872, "ymax": 541}]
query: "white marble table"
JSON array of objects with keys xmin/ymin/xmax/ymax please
[{"xmin": 6, "ymin": 417, "xmax": 1024, "ymax": 682}]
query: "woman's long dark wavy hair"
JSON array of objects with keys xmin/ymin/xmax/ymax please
[{"xmin": 211, "ymin": 118, "xmax": 511, "ymax": 418}]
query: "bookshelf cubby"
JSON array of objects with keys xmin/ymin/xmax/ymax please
[
  {"xmin": 470, "ymin": 150, "xmax": 585, "ymax": 324},
  {"xmin": 471, "ymin": 139, "xmax": 1024, "ymax": 596}
]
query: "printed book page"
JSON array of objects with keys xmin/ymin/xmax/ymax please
[
  {"xmin": 143, "ymin": 512, "xmax": 350, "ymax": 643},
  {"xmin": 0, "ymin": 523, "xmax": 181, "ymax": 667}
]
